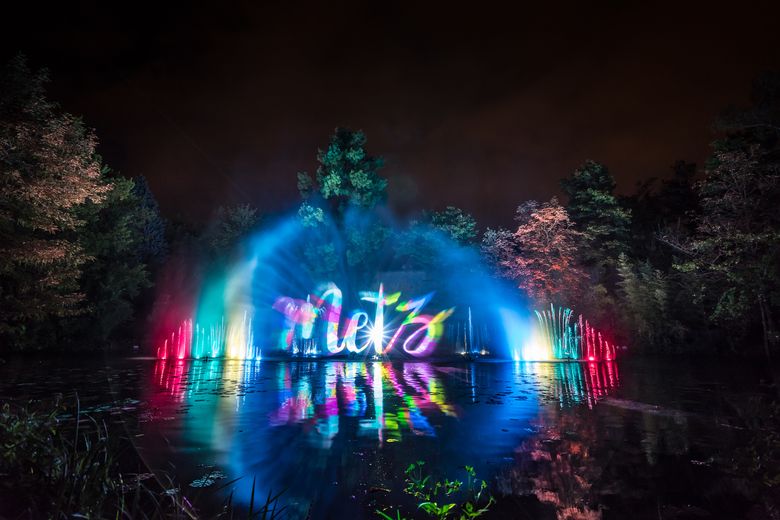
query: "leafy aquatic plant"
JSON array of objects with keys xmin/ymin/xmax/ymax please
[{"xmin": 376, "ymin": 461, "xmax": 494, "ymax": 520}]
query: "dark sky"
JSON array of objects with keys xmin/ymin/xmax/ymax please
[{"xmin": 4, "ymin": 1, "xmax": 780, "ymax": 226}]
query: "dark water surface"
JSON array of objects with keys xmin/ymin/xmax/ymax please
[{"xmin": 0, "ymin": 357, "xmax": 770, "ymax": 519}]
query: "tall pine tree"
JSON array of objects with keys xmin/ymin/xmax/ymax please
[{"xmin": 561, "ymin": 160, "xmax": 631, "ymax": 268}]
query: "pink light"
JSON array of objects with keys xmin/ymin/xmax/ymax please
[{"xmin": 402, "ymin": 308, "xmax": 454, "ymax": 357}]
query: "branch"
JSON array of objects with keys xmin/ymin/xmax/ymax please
[{"xmin": 654, "ymin": 232, "xmax": 694, "ymax": 256}]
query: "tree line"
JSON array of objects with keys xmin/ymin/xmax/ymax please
[
  {"xmin": 481, "ymin": 75, "xmax": 780, "ymax": 357},
  {"xmin": 1, "ymin": 55, "xmax": 778, "ymax": 357}
]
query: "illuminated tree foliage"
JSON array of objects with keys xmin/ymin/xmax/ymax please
[
  {"xmin": 0, "ymin": 56, "xmax": 109, "ymax": 349},
  {"xmin": 297, "ymin": 128, "xmax": 389, "ymax": 281},
  {"xmin": 393, "ymin": 220, "xmax": 450, "ymax": 271},
  {"xmin": 0, "ymin": 57, "xmax": 167, "ymax": 350},
  {"xmin": 559, "ymin": 161, "xmax": 631, "ymax": 328},
  {"xmin": 486, "ymin": 198, "xmax": 585, "ymax": 305},
  {"xmin": 297, "ymin": 127, "xmax": 386, "ymax": 212},
  {"xmin": 430, "ymin": 206, "xmax": 477, "ymax": 244},
  {"xmin": 561, "ymin": 160, "xmax": 631, "ymax": 267},
  {"xmin": 391, "ymin": 206, "xmax": 477, "ymax": 272}
]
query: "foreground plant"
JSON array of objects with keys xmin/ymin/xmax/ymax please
[
  {"xmin": 0, "ymin": 396, "xmax": 186, "ymax": 518},
  {"xmin": 0, "ymin": 396, "xmax": 285, "ymax": 519},
  {"xmin": 377, "ymin": 461, "xmax": 494, "ymax": 520},
  {"xmin": 728, "ymin": 395, "xmax": 780, "ymax": 487}
]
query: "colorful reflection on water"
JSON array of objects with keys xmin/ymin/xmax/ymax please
[
  {"xmin": 141, "ymin": 360, "xmax": 618, "ymax": 517},
  {"xmin": 3, "ymin": 355, "xmax": 768, "ymax": 519}
]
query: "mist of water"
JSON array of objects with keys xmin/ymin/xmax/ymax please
[{"xmin": 152, "ymin": 207, "xmax": 620, "ymax": 361}]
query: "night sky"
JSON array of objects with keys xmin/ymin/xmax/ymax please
[{"xmin": 4, "ymin": 1, "xmax": 780, "ymax": 226}]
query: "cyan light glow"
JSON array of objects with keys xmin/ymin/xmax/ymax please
[{"xmin": 152, "ymin": 216, "xmax": 622, "ymax": 361}]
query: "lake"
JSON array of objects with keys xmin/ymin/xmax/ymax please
[{"xmin": 0, "ymin": 357, "xmax": 770, "ymax": 519}]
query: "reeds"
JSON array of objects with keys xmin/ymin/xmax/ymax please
[{"xmin": 0, "ymin": 395, "xmax": 286, "ymax": 519}]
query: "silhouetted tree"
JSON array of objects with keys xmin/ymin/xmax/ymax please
[
  {"xmin": 658, "ymin": 161, "xmax": 698, "ymax": 232},
  {"xmin": 69, "ymin": 173, "xmax": 155, "ymax": 344},
  {"xmin": 130, "ymin": 175, "xmax": 167, "ymax": 264},
  {"xmin": 663, "ymin": 74, "xmax": 780, "ymax": 357},
  {"xmin": 627, "ymin": 161, "xmax": 698, "ymax": 266},
  {"xmin": 480, "ymin": 227, "xmax": 516, "ymax": 278},
  {"xmin": 616, "ymin": 253, "xmax": 686, "ymax": 353},
  {"xmin": 717, "ymin": 71, "xmax": 780, "ymax": 142},
  {"xmin": 680, "ymin": 145, "xmax": 780, "ymax": 356},
  {"xmin": 202, "ymin": 204, "xmax": 259, "ymax": 257}
]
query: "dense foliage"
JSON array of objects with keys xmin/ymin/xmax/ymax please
[
  {"xmin": 1, "ymin": 53, "xmax": 778, "ymax": 358},
  {"xmin": 202, "ymin": 203, "xmax": 259, "ymax": 257},
  {"xmin": 297, "ymin": 127, "xmax": 387, "ymax": 212},
  {"xmin": 295, "ymin": 128, "xmax": 390, "ymax": 281},
  {"xmin": 430, "ymin": 206, "xmax": 478, "ymax": 245},
  {"xmin": 481, "ymin": 198, "xmax": 584, "ymax": 306},
  {"xmin": 681, "ymin": 145, "xmax": 780, "ymax": 355},
  {"xmin": 671, "ymin": 73, "xmax": 780, "ymax": 356},
  {"xmin": 0, "ymin": 57, "xmax": 165, "ymax": 352},
  {"xmin": 0, "ymin": 57, "xmax": 108, "ymax": 349},
  {"xmin": 477, "ymin": 75, "xmax": 780, "ymax": 357},
  {"xmin": 561, "ymin": 160, "xmax": 632, "ymax": 269}
]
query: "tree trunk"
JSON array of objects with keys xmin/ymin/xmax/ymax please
[
  {"xmin": 759, "ymin": 293, "xmax": 780, "ymax": 401},
  {"xmin": 767, "ymin": 298, "xmax": 778, "ymax": 348},
  {"xmin": 758, "ymin": 294, "xmax": 771, "ymax": 361}
]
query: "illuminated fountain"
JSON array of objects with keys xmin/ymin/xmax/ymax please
[
  {"xmin": 152, "ymin": 210, "xmax": 622, "ymax": 362},
  {"xmin": 533, "ymin": 304, "xmax": 616, "ymax": 361}
]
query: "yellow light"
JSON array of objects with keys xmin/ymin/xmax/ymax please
[{"xmin": 522, "ymin": 330, "xmax": 551, "ymax": 361}]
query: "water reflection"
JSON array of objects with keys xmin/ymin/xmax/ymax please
[
  {"xmin": 151, "ymin": 361, "xmax": 618, "ymax": 430},
  {"xmin": 144, "ymin": 360, "xmax": 619, "ymax": 517},
  {"xmin": 522, "ymin": 360, "xmax": 620, "ymax": 408}
]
